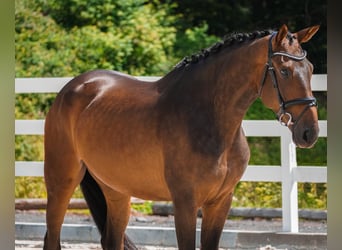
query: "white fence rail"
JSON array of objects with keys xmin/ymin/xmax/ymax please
[{"xmin": 15, "ymin": 75, "xmax": 327, "ymax": 233}]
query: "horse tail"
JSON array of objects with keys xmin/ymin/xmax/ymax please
[{"xmin": 80, "ymin": 169, "xmax": 138, "ymax": 250}]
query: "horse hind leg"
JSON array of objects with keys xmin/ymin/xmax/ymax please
[
  {"xmin": 43, "ymin": 146, "xmax": 85, "ymax": 250},
  {"xmin": 81, "ymin": 169, "xmax": 137, "ymax": 250},
  {"xmin": 95, "ymin": 183, "xmax": 132, "ymax": 250}
]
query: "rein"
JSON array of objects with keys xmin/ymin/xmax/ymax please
[{"xmin": 259, "ymin": 33, "xmax": 317, "ymax": 126}]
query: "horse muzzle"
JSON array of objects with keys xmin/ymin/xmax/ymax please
[{"xmin": 291, "ymin": 122, "xmax": 319, "ymax": 148}]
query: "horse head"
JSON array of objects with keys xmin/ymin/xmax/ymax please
[{"xmin": 259, "ymin": 24, "xmax": 320, "ymax": 148}]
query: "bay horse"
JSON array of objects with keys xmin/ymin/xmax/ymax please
[{"xmin": 43, "ymin": 24, "xmax": 319, "ymax": 250}]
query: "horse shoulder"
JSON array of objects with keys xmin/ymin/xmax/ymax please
[{"xmin": 223, "ymin": 127, "xmax": 250, "ymax": 187}]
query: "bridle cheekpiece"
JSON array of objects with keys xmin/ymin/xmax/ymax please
[{"xmin": 259, "ymin": 32, "xmax": 317, "ymax": 126}]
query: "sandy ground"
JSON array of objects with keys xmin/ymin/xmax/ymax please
[
  {"xmin": 15, "ymin": 209, "xmax": 327, "ymax": 233},
  {"xmin": 15, "ymin": 210, "xmax": 326, "ymax": 249},
  {"xmin": 15, "ymin": 240, "xmax": 287, "ymax": 250}
]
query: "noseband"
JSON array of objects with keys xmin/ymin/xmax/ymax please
[{"xmin": 259, "ymin": 33, "xmax": 317, "ymax": 126}]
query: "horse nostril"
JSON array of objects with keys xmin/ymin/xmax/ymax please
[{"xmin": 303, "ymin": 128, "xmax": 310, "ymax": 143}]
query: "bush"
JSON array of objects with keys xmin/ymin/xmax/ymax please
[{"xmin": 16, "ymin": 0, "xmax": 178, "ymax": 77}]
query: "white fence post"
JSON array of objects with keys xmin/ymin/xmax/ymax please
[{"xmin": 281, "ymin": 127, "xmax": 299, "ymax": 232}]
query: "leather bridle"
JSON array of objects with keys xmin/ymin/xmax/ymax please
[{"xmin": 259, "ymin": 32, "xmax": 317, "ymax": 126}]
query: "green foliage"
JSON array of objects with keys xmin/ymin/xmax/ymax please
[
  {"xmin": 233, "ymin": 182, "xmax": 327, "ymax": 209},
  {"xmin": 171, "ymin": 0, "xmax": 327, "ymax": 73},
  {"xmin": 15, "ymin": 0, "xmax": 67, "ymax": 76},
  {"xmin": 233, "ymin": 181, "xmax": 282, "ymax": 208},
  {"xmin": 16, "ymin": 0, "xmax": 178, "ymax": 77},
  {"xmin": 245, "ymin": 99, "xmax": 276, "ymax": 120},
  {"xmin": 173, "ymin": 23, "xmax": 218, "ymax": 61},
  {"xmin": 15, "ymin": 94, "xmax": 56, "ymax": 119},
  {"xmin": 131, "ymin": 201, "xmax": 153, "ymax": 215},
  {"xmin": 316, "ymin": 92, "xmax": 327, "ymax": 120},
  {"xmin": 15, "ymin": 176, "xmax": 84, "ymax": 199},
  {"xmin": 15, "ymin": 177, "xmax": 47, "ymax": 198},
  {"xmin": 15, "ymin": 135, "xmax": 43, "ymax": 161},
  {"xmin": 297, "ymin": 137, "xmax": 327, "ymax": 166},
  {"xmin": 298, "ymin": 183, "xmax": 327, "ymax": 209},
  {"xmin": 44, "ymin": 0, "xmax": 147, "ymax": 30},
  {"xmin": 248, "ymin": 137, "xmax": 280, "ymax": 165}
]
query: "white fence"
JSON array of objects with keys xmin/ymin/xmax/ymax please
[{"xmin": 15, "ymin": 75, "xmax": 327, "ymax": 233}]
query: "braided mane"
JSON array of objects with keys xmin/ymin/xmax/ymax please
[
  {"xmin": 157, "ymin": 29, "xmax": 274, "ymax": 96},
  {"xmin": 175, "ymin": 29, "xmax": 273, "ymax": 68}
]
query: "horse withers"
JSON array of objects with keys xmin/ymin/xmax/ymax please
[{"xmin": 43, "ymin": 24, "xmax": 319, "ymax": 250}]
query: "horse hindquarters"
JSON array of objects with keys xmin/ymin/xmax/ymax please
[{"xmin": 44, "ymin": 132, "xmax": 137, "ymax": 250}]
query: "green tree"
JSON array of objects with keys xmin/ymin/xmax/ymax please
[
  {"xmin": 169, "ymin": 0, "xmax": 326, "ymax": 73},
  {"xmin": 15, "ymin": 0, "xmax": 178, "ymax": 77}
]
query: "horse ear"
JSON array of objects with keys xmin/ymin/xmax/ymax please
[
  {"xmin": 296, "ymin": 25, "xmax": 320, "ymax": 44},
  {"xmin": 275, "ymin": 24, "xmax": 288, "ymax": 45}
]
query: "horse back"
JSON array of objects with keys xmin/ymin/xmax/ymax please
[{"xmin": 45, "ymin": 70, "xmax": 158, "ymax": 152}]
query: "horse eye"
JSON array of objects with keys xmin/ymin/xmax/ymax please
[{"xmin": 280, "ymin": 68, "xmax": 290, "ymax": 78}]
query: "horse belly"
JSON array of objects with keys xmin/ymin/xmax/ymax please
[{"xmin": 87, "ymin": 149, "xmax": 171, "ymax": 201}]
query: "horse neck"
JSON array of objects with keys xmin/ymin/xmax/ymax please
[
  {"xmin": 191, "ymin": 39, "xmax": 268, "ymax": 134},
  {"xmin": 157, "ymin": 37, "xmax": 268, "ymax": 154},
  {"xmin": 211, "ymin": 41, "xmax": 268, "ymax": 136}
]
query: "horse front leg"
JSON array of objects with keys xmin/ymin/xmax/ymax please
[
  {"xmin": 200, "ymin": 192, "xmax": 233, "ymax": 250},
  {"xmin": 172, "ymin": 194, "xmax": 198, "ymax": 250}
]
